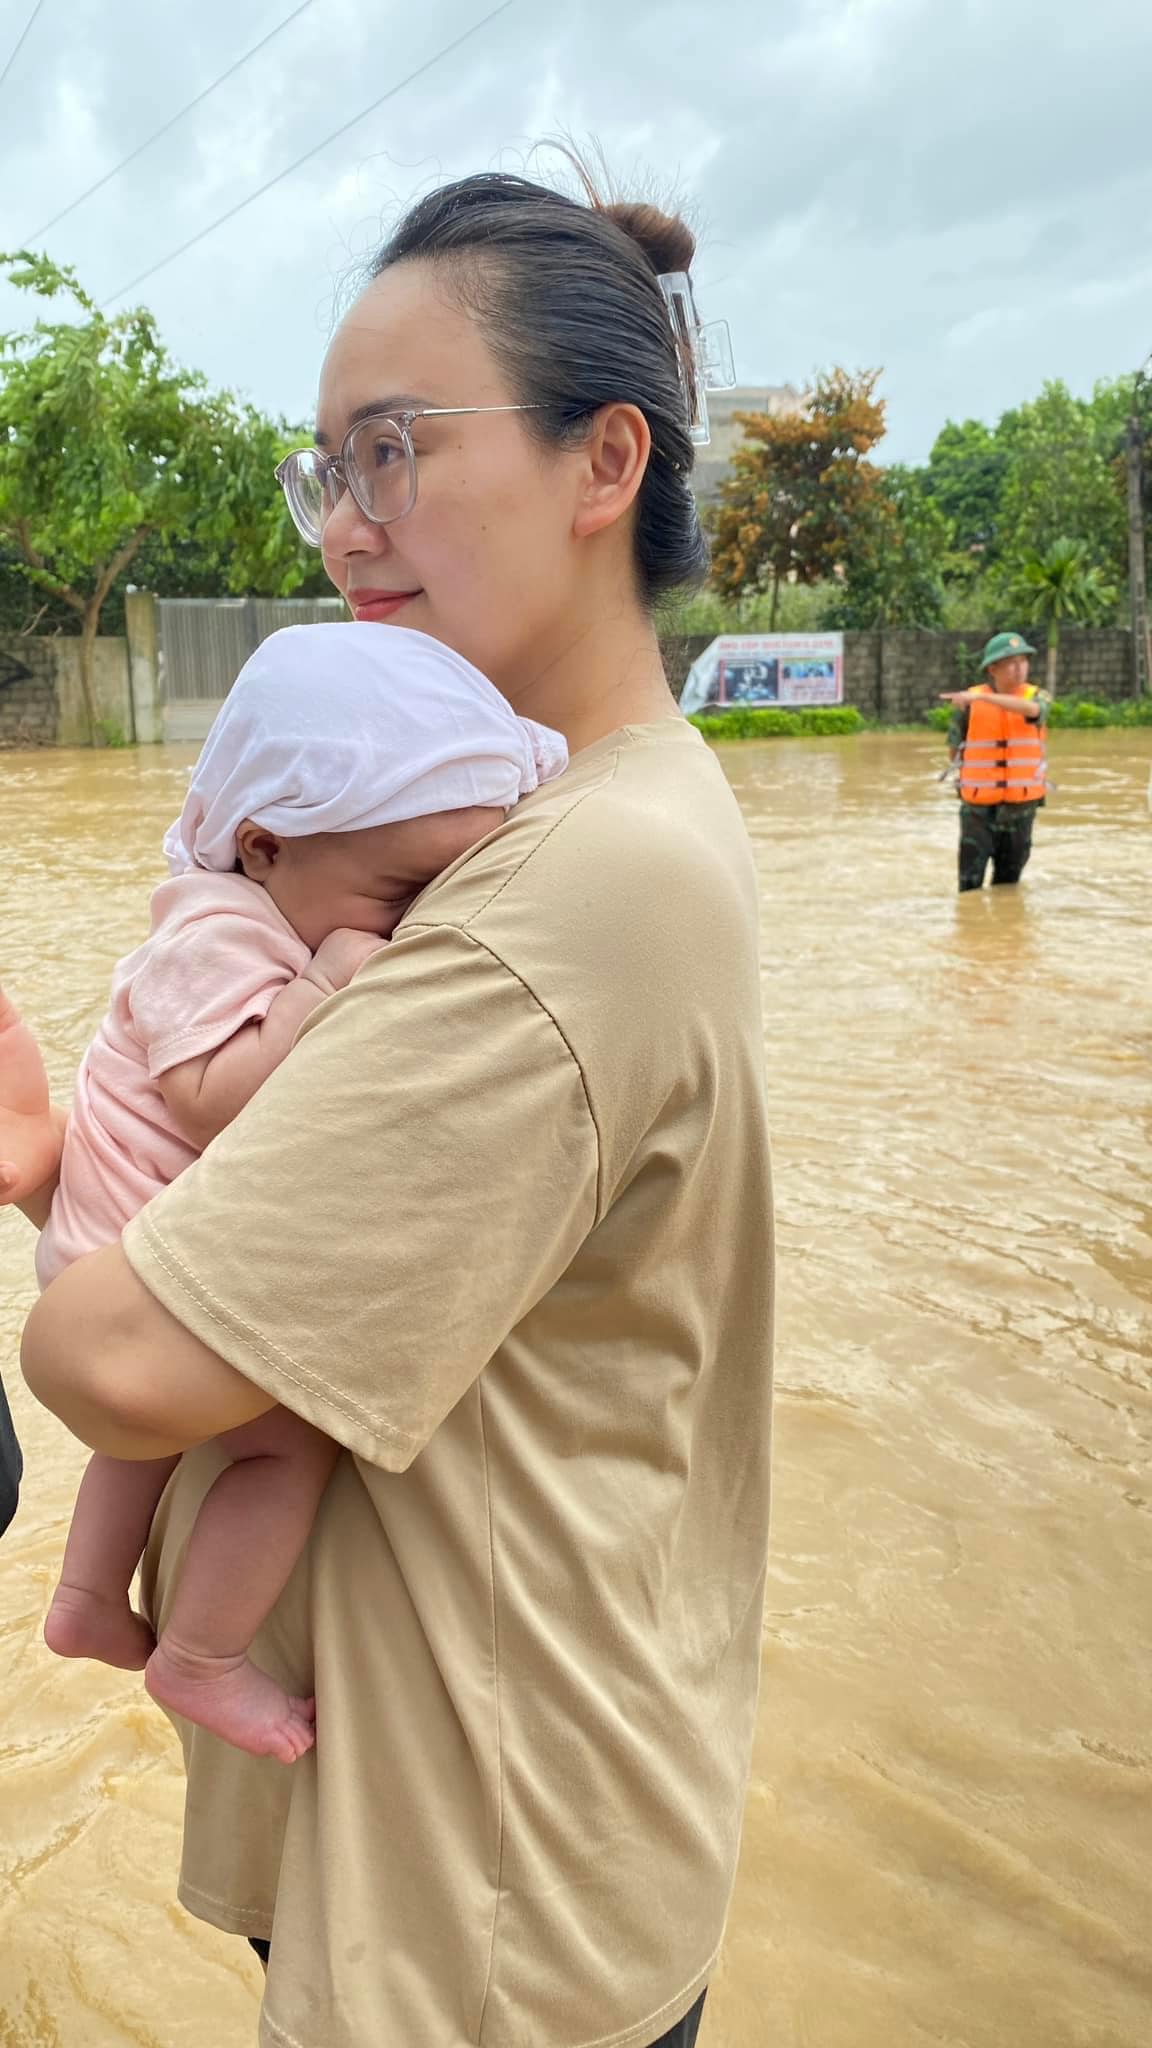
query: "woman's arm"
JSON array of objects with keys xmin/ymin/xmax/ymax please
[
  {"xmin": 22, "ymin": 1241, "xmax": 275, "ymax": 1459},
  {"xmin": 157, "ymin": 929, "xmax": 385, "ymax": 1151},
  {"xmin": 22, "ymin": 926, "xmax": 598, "ymax": 1475}
]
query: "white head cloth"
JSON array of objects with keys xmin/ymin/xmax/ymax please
[{"xmin": 163, "ymin": 623, "xmax": 569, "ymax": 875}]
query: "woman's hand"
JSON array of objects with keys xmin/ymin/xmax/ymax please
[{"xmin": 0, "ymin": 987, "xmax": 66, "ymax": 1209}]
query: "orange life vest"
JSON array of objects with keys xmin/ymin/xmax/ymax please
[{"xmin": 959, "ymin": 684, "xmax": 1047, "ymax": 805}]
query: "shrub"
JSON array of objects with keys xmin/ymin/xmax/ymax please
[
  {"xmin": 1115, "ymin": 696, "xmax": 1152, "ymax": 724},
  {"xmin": 93, "ymin": 716, "xmax": 130, "ymax": 748},
  {"xmin": 1048, "ymin": 698, "xmax": 1109, "ymax": 727},
  {"xmin": 922, "ymin": 695, "xmax": 1152, "ymax": 731},
  {"xmin": 690, "ymin": 705, "xmax": 865, "ymax": 740}
]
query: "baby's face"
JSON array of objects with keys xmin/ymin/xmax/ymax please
[{"xmin": 242, "ymin": 807, "xmax": 504, "ymax": 951}]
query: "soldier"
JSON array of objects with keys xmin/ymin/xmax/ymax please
[{"xmin": 940, "ymin": 631, "xmax": 1048, "ymax": 893}]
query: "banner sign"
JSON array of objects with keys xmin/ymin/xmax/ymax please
[{"xmin": 679, "ymin": 632, "xmax": 844, "ymax": 714}]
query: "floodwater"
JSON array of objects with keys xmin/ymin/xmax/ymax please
[{"xmin": 1, "ymin": 730, "xmax": 1150, "ymax": 2048}]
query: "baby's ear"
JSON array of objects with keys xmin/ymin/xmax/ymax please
[{"xmin": 235, "ymin": 821, "xmax": 281, "ymax": 881}]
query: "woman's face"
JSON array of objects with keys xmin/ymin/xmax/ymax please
[{"xmin": 316, "ymin": 263, "xmax": 586, "ymax": 698}]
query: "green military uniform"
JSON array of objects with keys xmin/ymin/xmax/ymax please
[{"xmin": 950, "ymin": 632, "xmax": 1048, "ymax": 893}]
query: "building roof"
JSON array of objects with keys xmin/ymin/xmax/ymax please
[{"xmin": 691, "ymin": 385, "xmax": 804, "ymax": 503}]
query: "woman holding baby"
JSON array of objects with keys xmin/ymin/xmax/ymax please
[{"xmin": 7, "ymin": 168, "xmax": 773, "ymax": 2048}]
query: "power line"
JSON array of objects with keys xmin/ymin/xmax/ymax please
[
  {"xmin": 25, "ymin": 0, "xmax": 321, "ymax": 244},
  {"xmin": 103, "ymin": 0, "xmax": 516, "ymax": 308},
  {"xmin": 0, "ymin": 0, "xmax": 47, "ymax": 98}
]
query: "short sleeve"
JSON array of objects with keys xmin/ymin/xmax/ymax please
[
  {"xmin": 948, "ymin": 706, "xmax": 969, "ymax": 751},
  {"xmin": 129, "ymin": 908, "xmax": 309, "ymax": 1079},
  {"xmin": 1032, "ymin": 693, "xmax": 1049, "ymax": 727},
  {"xmin": 123, "ymin": 924, "xmax": 600, "ymax": 1470}
]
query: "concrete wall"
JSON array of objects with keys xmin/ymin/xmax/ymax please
[
  {"xmin": 0, "ymin": 639, "xmax": 59, "ymax": 746},
  {"xmin": 661, "ymin": 627, "xmax": 1138, "ymax": 717},
  {"xmin": 0, "ymin": 635, "xmax": 133, "ymax": 747},
  {"xmin": 55, "ymin": 638, "xmax": 135, "ymax": 746},
  {"xmin": 1, "ymin": 622, "xmax": 1141, "ymax": 747}
]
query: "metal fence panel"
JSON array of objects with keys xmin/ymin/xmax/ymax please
[
  {"xmin": 156, "ymin": 597, "xmax": 345, "ymax": 704},
  {"xmin": 252, "ymin": 598, "xmax": 346, "ymax": 641}
]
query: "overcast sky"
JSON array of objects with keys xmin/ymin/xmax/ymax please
[{"xmin": 4, "ymin": 0, "xmax": 1152, "ymax": 462}]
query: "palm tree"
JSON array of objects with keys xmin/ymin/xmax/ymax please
[{"xmin": 1010, "ymin": 538, "xmax": 1116, "ymax": 694}]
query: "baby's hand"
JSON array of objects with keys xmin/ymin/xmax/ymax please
[
  {"xmin": 305, "ymin": 929, "xmax": 389, "ymax": 996},
  {"xmin": 0, "ymin": 985, "xmax": 64, "ymax": 1204}
]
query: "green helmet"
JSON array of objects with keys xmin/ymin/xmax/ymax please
[{"xmin": 979, "ymin": 631, "xmax": 1036, "ymax": 671}]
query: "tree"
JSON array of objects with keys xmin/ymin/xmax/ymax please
[
  {"xmin": 0, "ymin": 252, "xmax": 310, "ymax": 737},
  {"xmin": 995, "ymin": 381, "xmax": 1126, "ymax": 581},
  {"xmin": 826, "ymin": 465, "xmax": 949, "ymax": 629},
  {"xmin": 1007, "ymin": 537, "xmax": 1116, "ymax": 693},
  {"xmin": 708, "ymin": 369, "xmax": 889, "ymax": 625},
  {"xmin": 923, "ymin": 418, "xmax": 1009, "ymax": 560}
]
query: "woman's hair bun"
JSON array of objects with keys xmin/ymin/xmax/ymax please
[
  {"xmin": 374, "ymin": 167, "xmax": 711, "ymax": 603},
  {"xmin": 602, "ymin": 201, "xmax": 696, "ymax": 277}
]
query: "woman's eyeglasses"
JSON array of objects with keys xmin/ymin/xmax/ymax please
[{"xmin": 275, "ymin": 406, "xmax": 546, "ymax": 548}]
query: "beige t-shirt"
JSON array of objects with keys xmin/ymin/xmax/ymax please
[{"xmin": 127, "ymin": 717, "xmax": 774, "ymax": 2048}]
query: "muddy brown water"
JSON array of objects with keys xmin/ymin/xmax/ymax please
[{"xmin": 1, "ymin": 731, "xmax": 1149, "ymax": 2047}]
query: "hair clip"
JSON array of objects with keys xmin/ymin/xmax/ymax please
[{"xmin": 657, "ymin": 272, "xmax": 736, "ymax": 446}]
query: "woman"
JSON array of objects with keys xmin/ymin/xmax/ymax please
[
  {"xmin": 0, "ymin": 1370, "xmax": 20, "ymax": 1536},
  {"xmin": 21, "ymin": 171, "xmax": 774, "ymax": 2048}
]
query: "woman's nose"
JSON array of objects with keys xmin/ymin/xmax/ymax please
[{"xmin": 322, "ymin": 490, "xmax": 393, "ymax": 561}]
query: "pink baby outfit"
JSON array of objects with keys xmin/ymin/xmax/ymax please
[
  {"xmin": 36, "ymin": 874, "xmax": 309, "ymax": 1288},
  {"xmin": 36, "ymin": 623, "xmax": 568, "ymax": 1292}
]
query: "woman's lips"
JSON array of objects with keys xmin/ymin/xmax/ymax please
[{"xmin": 347, "ymin": 589, "xmax": 421, "ymax": 622}]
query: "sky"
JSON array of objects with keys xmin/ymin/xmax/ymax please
[{"xmin": 4, "ymin": 0, "xmax": 1152, "ymax": 463}]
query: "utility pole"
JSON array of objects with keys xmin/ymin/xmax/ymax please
[{"xmin": 1127, "ymin": 356, "xmax": 1151, "ymax": 697}]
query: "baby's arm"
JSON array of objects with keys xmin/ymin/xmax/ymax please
[{"xmin": 157, "ymin": 928, "xmax": 384, "ymax": 1151}]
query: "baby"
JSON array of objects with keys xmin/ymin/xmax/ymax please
[{"xmin": 6, "ymin": 622, "xmax": 566, "ymax": 1764}]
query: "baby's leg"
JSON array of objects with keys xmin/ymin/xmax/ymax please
[
  {"xmin": 46, "ymin": 1453, "xmax": 180, "ymax": 1669},
  {"xmin": 144, "ymin": 1408, "xmax": 339, "ymax": 1766}
]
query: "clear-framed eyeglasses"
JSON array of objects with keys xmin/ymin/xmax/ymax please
[{"xmin": 275, "ymin": 405, "xmax": 546, "ymax": 548}]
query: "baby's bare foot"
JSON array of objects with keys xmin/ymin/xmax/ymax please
[
  {"xmin": 145, "ymin": 1640, "xmax": 316, "ymax": 1764},
  {"xmin": 45, "ymin": 1584, "xmax": 155, "ymax": 1670}
]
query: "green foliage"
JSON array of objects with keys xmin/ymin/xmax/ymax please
[
  {"xmin": 923, "ymin": 418, "xmax": 1009, "ymax": 557},
  {"xmin": 938, "ymin": 577, "xmax": 1004, "ymax": 630},
  {"xmin": 699, "ymin": 365, "xmax": 1145, "ymax": 637},
  {"xmin": 1051, "ymin": 698, "xmax": 1110, "ymax": 726},
  {"xmin": 0, "ymin": 251, "xmax": 316, "ymax": 729},
  {"xmin": 909, "ymin": 376, "xmax": 1144, "ymax": 628},
  {"xmin": 924, "ymin": 697, "xmax": 1151, "ymax": 730},
  {"xmin": 994, "ymin": 383, "xmax": 1126, "ymax": 586},
  {"xmin": 658, "ymin": 581, "xmax": 834, "ymax": 637},
  {"xmin": 0, "ymin": 546, "xmax": 77, "ymax": 633},
  {"xmin": 1007, "ymin": 537, "xmax": 1115, "ymax": 625},
  {"xmin": 690, "ymin": 705, "xmax": 864, "ymax": 739},
  {"xmin": 922, "ymin": 381, "xmax": 1131, "ymax": 591},
  {"xmin": 825, "ymin": 465, "xmax": 948, "ymax": 629},
  {"xmin": 93, "ymin": 716, "xmax": 130, "ymax": 748},
  {"xmin": 1004, "ymin": 537, "xmax": 1116, "ymax": 691},
  {"xmin": 1046, "ymin": 696, "xmax": 1152, "ymax": 727}
]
